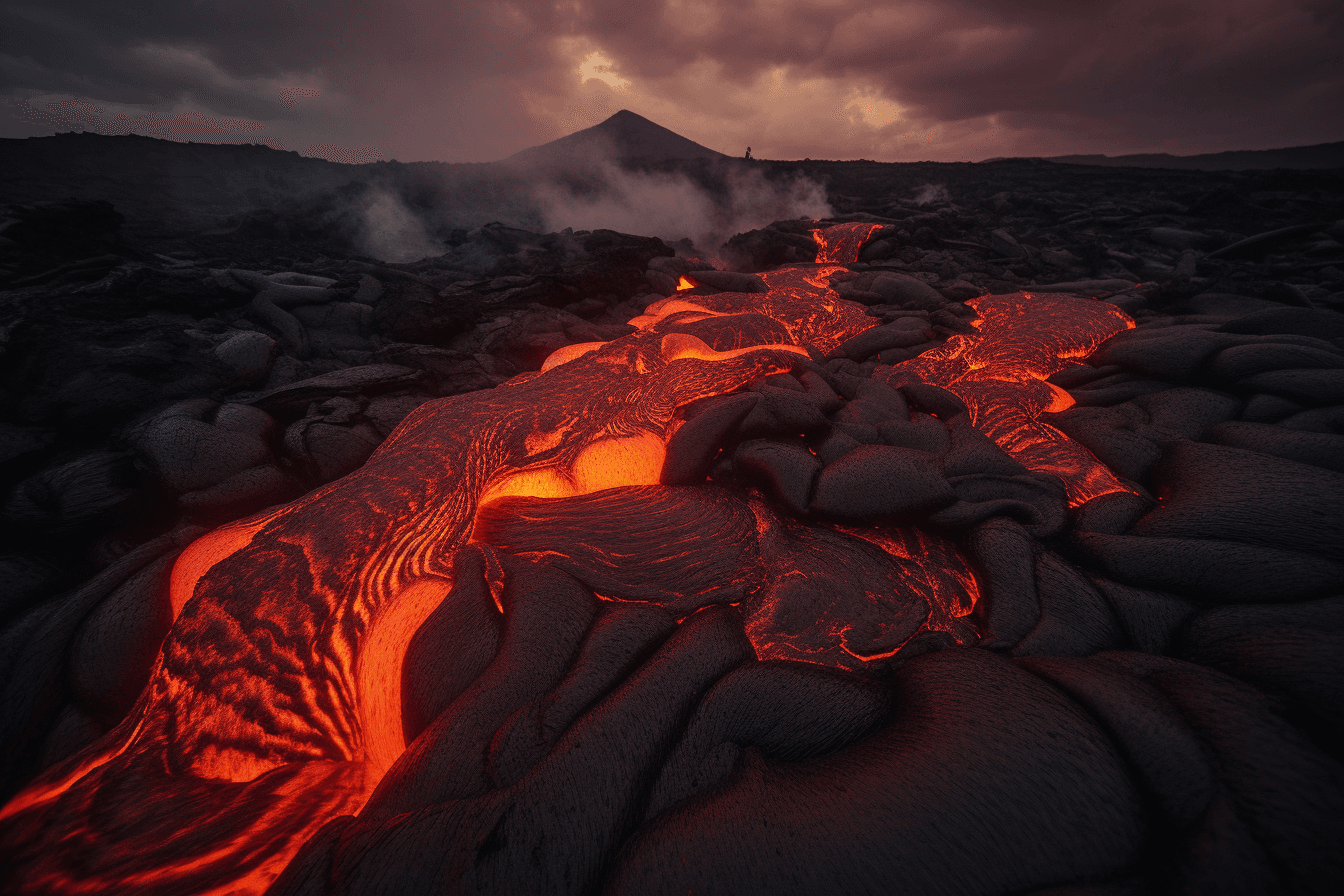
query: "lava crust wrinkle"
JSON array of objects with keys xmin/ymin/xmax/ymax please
[{"xmin": 1, "ymin": 223, "xmax": 1146, "ymax": 895}]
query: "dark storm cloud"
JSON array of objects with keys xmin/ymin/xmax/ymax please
[
  {"xmin": 1, "ymin": 1, "xmax": 1340, "ymax": 163},
  {"xmin": 0, "ymin": 1, "xmax": 565, "ymax": 159},
  {"xmin": 580, "ymin": 0, "xmax": 1344, "ymax": 157},
  {"xmin": 817, "ymin": 0, "xmax": 1344, "ymax": 150}
]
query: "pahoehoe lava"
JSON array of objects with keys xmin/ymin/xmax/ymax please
[{"xmin": 1, "ymin": 139, "xmax": 1342, "ymax": 895}]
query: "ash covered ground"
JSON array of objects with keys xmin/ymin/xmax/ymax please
[{"xmin": 1, "ymin": 132, "xmax": 1342, "ymax": 895}]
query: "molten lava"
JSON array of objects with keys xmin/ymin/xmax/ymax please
[
  {"xmin": 812, "ymin": 223, "xmax": 884, "ymax": 263},
  {"xmin": 0, "ymin": 223, "xmax": 1134, "ymax": 896},
  {"xmin": 893, "ymin": 291, "xmax": 1136, "ymax": 505}
]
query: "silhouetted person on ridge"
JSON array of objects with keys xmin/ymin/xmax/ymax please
[{"xmin": 745, "ymin": 146, "xmax": 752, "ymax": 159}]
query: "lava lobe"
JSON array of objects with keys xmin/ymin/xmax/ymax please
[{"xmin": 0, "ymin": 222, "xmax": 1134, "ymax": 896}]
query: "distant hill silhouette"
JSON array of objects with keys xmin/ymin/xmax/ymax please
[
  {"xmin": 8, "ymin": 124, "xmax": 1341, "ymax": 252},
  {"xmin": 1019, "ymin": 141, "xmax": 1344, "ymax": 171},
  {"xmin": 0, "ymin": 132, "xmax": 542, "ymax": 241},
  {"xmin": 501, "ymin": 110, "xmax": 727, "ymax": 170},
  {"xmin": 0, "ymin": 132, "xmax": 363, "ymax": 234},
  {"xmin": 0, "ymin": 117, "xmax": 733, "ymax": 242}
]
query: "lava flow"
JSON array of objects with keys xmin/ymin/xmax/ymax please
[
  {"xmin": 894, "ymin": 290, "xmax": 1136, "ymax": 505},
  {"xmin": 813, "ymin": 222, "xmax": 884, "ymax": 263},
  {"xmin": 0, "ymin": 222, "xmax": 1133, "ymax": 896}
]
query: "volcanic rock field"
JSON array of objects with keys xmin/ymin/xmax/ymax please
[{"xmin": 1, "ymin": 135, "xmax": 1343, "ymax": 895}]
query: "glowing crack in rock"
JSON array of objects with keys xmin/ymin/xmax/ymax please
[{"xmin": 0, "ymin": 223, "xmax": 1134, "ymax": 895}]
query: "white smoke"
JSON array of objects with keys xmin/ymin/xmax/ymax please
[
  {"xmin": 530, "ymin": 160, "xmax": 831, "ymax": 254},
  {"xmin": 355, "ymin": 189, "xmax": 445, "ymax": 263},
  {"xmin": 912, "ymin": 183, "xmax": 950, "ymax": 206}
]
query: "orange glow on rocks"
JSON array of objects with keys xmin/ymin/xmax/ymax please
[
  {"xmin": 892, "ymin": 291, "xmax": 1135, "ymax": 505},
  {"xmin": 0, "ymin": 223, "xmax": 1136, "ymax": 895},
  {"xmin": 813, "ymin": 222, "xmax": 883, "ymax": 263}
]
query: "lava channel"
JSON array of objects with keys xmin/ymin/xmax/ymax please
[{"xmin": 0, "ymin": 221, "xmax": 1133, "ymax": 896}]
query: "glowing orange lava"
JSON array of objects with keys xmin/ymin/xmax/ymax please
[
  {"xmin": 0, "ymin": 224, "xmax": 1132, "ymax": 895},
  {"xmin": 812, "ymin": 223, "xmax": 884, "ymax": 263},
  {"xmin": 891, "ymin": 291, "xmax": 1135, "ymax": 505}
]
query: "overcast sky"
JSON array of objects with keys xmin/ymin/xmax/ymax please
[{"xmin": 2, "ymin": 1, "xmax": 1341, "ymax": 164}]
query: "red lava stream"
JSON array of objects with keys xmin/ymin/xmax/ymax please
[{"xmin": 0, "ymin": 223, "xmax": 1134, "ymax": 895}]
